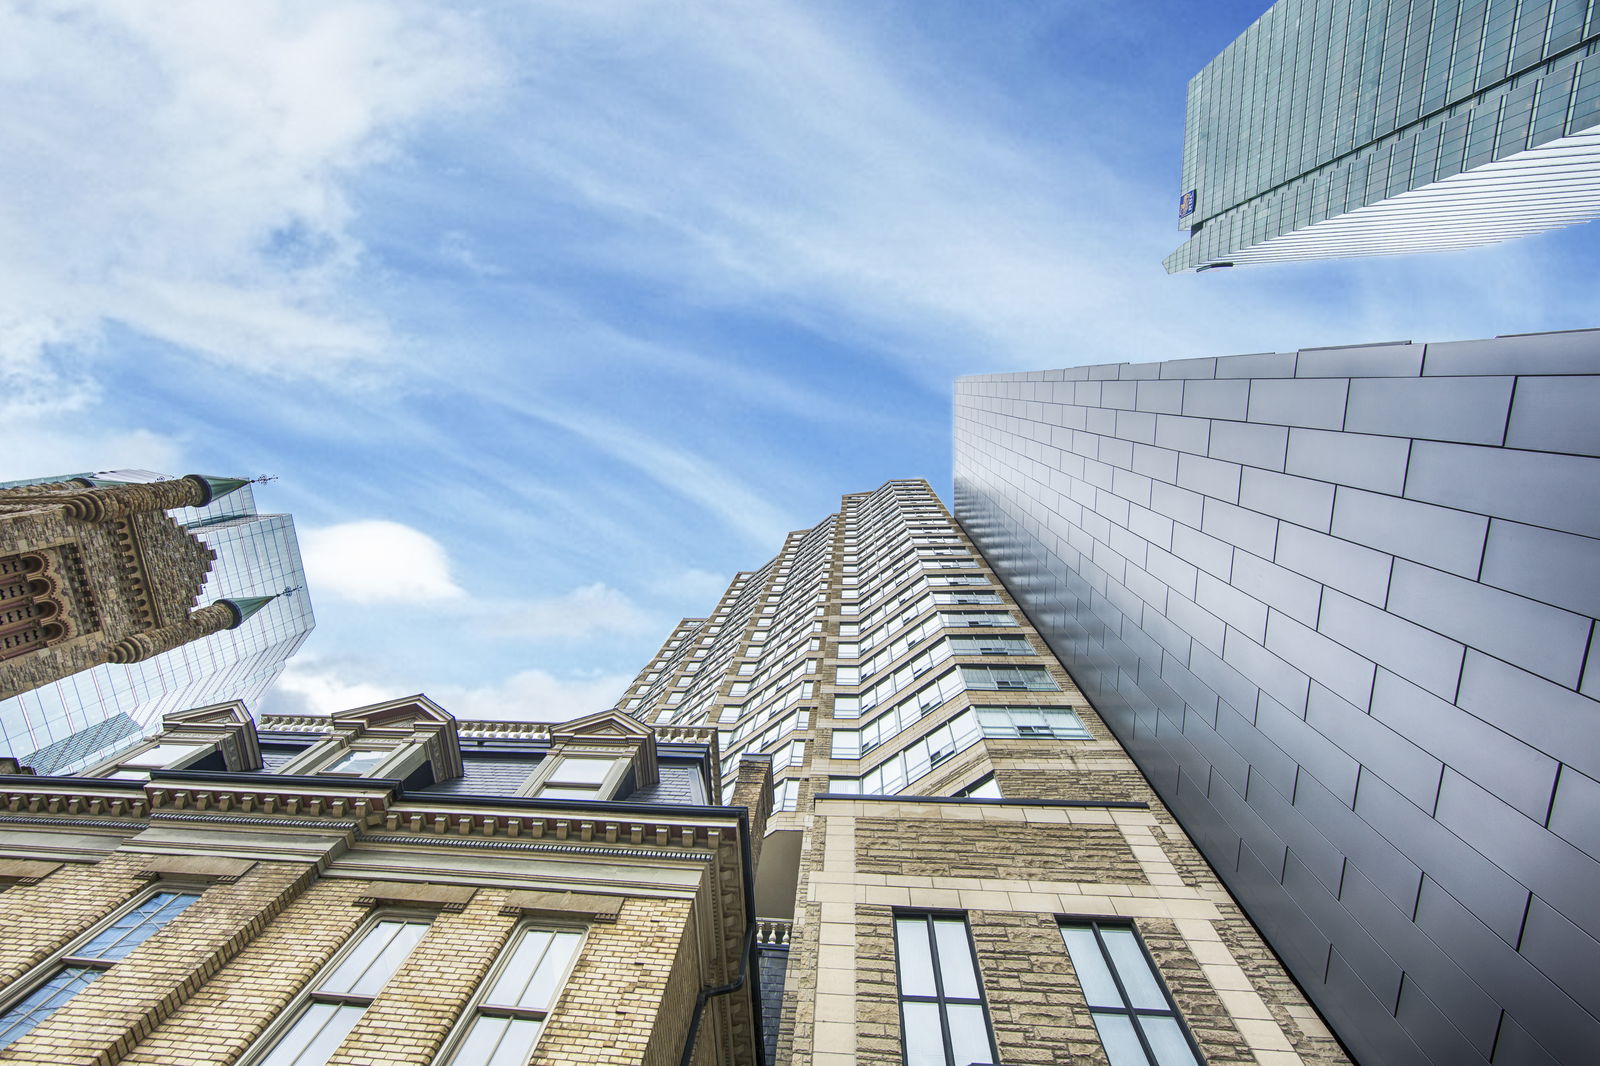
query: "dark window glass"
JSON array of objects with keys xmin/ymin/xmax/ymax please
[
  {"xmin": 1059, "ymin": 921, "xmax": 1203, "ymax": 1066},
  {"xmin": 894, "ymin": 914, "xmax": 997, "ymax": 1066}
]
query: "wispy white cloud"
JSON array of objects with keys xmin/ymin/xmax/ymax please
[
  {"xmin": 482, "ymin": 582, "xmax": 657, "ymax": 642},
  {"xmin": 0, "ymin": 0, "xmax": 503, "ymax": 386},
  {"xmin": 264, "ymin": 656, "xmax": 628, "ymax": 724},
  {"xmin": 300, "ymin": 520, "xmax": 467, "ymax": 604},
  {"xmin": 432, "ymin": 668, "xmax": 632, "ymax": 723},
  {"xmin": 649, "ymin": 568, "xmax": 732, "ymax": 609},
  {"xmin": 269, "ymin": 660, "xmax": 401, "ymax": 716}
]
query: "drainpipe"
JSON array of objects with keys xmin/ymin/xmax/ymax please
[{"xmin": 678, "ymin": 801, "xmax": 766, "ymax": 1066}]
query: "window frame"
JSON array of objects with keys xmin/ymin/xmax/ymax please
[
  {"xmin": 90, "ymin": 738, "xmax": 220, "ymax": 780},
  {"xmin": 431, "ymin": 921, "xmax": 586, "ymax": 1066},
  {"xmin": 0, "ymin": 885, "xmax": 205, "ymax": 1049},
  {"xmin": 892, "ymin": 911, "xmax": 1000, "ymax": 1066},
  {"xmin": 1057, "ymin": 918, "xmax": 1206, "ymax": 1066},
  {"xmin": 279, "ymin": 740, "xmax": 421, "ymax": 781},
  {"xmin": 517, "ymin": 750, "xmax": 634, "ymax": 801},
  {"xmin": 242, "ymin": 910, "xmax": 435, "ymax": 1066}
]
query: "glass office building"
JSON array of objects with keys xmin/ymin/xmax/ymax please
[
  {"xmin": 0, "ymin": 472, "xmax": 314, "ymax": 773},
  {"xmin": 1167, "ymin": 0, "xmax": 1600, "ymax": 272}
]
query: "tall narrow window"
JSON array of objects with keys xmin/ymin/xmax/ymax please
[
  {"xmin": 1058, "ymin": 921, "xmax": 1203, "ymax": 1066},
  {"xmin": 0, "ymin": 890, "xmax": 200, "ymax": 1048},
  {"xmin": 440, "ymin": 927, "xmax": 582, "ymax": 1065},
  {"xmin": 894, "ymin": 913, "xmax": 997, "ymax": 1066},
  {"xmin": 254, "ymin": 918, "xmax": 431, "ymax": 1066}
]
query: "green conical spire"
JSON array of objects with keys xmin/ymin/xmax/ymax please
[
  {"xmin": 220, "ymin": 595, "xmax": 276, "ymax": 629},
  {"xmin": 191, "ymin": 476, "xmax": 251, "ymax": 505},
  {"xmin": 71, "ymin": 473, "xmax": 252, "ymax": 506}
]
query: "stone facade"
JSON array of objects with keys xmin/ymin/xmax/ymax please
[
  {"xmin": 620, "ymin": 479, "xmax": 1352, "ymax": 1066},
  {"xmin": 0, "ymin": 699, "xmax": 765, "ymax": 1066},
  {"xmin": 0, "ymin": 476, "xmax": 267, "ymax": 704}
]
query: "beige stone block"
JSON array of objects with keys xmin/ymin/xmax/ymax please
[
  {"xmin": 1201, "ymin": 962, "xmax": 1257, "ymax": 991},
  {"xmin": 1187, "ymin": 939, "xmax": 1236, "ymax": 966},
  {"xmin": 1062, "ymin": 895, "xmax": 1116, "ymax": 916},
  {"xmin": 1109, "ymin": 897, "xmax": 1171, "ymax": 918},
  {"xmin": 861, "ymin": 886, "xmax": 912, "ymax": 907},
  {"xmin": 811, "ymin": 882, "xmax": 855, "ymax": 904},
  {"xmin": 1251, "ymin": 1054, "xmax": 1307, "ymax": 1066},
  {"xmin": 1163, "ymin": 899, "xmax": 1223, "ymax": 920},
  {"xmin": 814, "ymin": 994, "xmax": 856, "ymax": 1024},
  {"xmin": 1233, "ymin": 1017, "xmax": 1297, "ymax": 1052},
  {"xmin": 905, "ymin": 887, "xmax": 963, "ymax": 909},
  {"xmin": 1173, "ymin": 917, "xmax": 1222, "ymax": 942},
  {"xmin": 813, "ymin": 1021, "xmax": 857, "ymax": 1054},
  {"xmin": 1217, "ymin": 988, "xmax": 1276, "ymax": 1022},
  {"xmin": 816, "ymin": 944, "xmax": 856, "ymax": 971},
  {"xmin": 952, "ymin": 890, "xmax": 1011, "ymax": 910}
]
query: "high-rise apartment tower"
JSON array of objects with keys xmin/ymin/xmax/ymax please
[
  {"xmin": 0, "ymin": 472, "xmax": 313, "ymax": 774},
  {"xmin": 1167, "ymin": 0, "xmax": 1600, "ymax": 272},
  {"xmin": 618, "ymin": 479, "xmax": 1351, "ymax": 1066},
  {"xmin": 954, "ymin": 327, "xmax": 1600, "ymax": 1066}
]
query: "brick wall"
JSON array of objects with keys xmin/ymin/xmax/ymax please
[{"xmin": 4, "ymin": 859, "xmax": 314, "ymax": 1065}]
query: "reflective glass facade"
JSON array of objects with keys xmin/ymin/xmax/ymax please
[
  {"xmin": 0, "ymin": 472, "xmax": 314, "ymax": 773},
  {"xmin": 954, "ymin": 328, "xmax": 1600, "ymax": 1066},
  {"xmin": 1168, "ymin": 0, "xmax": 1600, "ymax": 271}
]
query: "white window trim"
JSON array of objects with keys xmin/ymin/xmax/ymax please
[
  {"xmin": 0, "ymin": 885, "xmax": 206, "ymax": 1048},
  {"xmin": 431, "ymin": 923, "xmax": 585, "ymax": 1066},
  {"xmin": 241, "ymin": 911, "xmax": 434, "ymax": 1066}
]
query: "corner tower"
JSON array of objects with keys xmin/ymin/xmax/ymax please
[{"xmin": 0, "ymin": 475, "xmax": 276, "ymax": 703}]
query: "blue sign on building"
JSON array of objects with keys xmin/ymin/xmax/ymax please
[{"xmin": 1178, "ymin": 189, "xmax": 1196, "ymax": 219}]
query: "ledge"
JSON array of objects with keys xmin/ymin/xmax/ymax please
[{"xmin": 813, "ymin": 794, "xmax": 1148, "ymax": 809}]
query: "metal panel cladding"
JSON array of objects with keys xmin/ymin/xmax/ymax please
[{"xmin": 954, "ymin": 328, "xmax": 1600, "ymax": 1066}]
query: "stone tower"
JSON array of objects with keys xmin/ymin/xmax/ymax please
[
  {"xmin": 617, "ymin": 478, "xmax": 1351, "ymax": 1066},
  {"xmin": 0, "ymin": 475, "xmax": 276, "ymax": 704}
]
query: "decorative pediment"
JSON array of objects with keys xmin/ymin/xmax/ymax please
[
  {"xmin": 550, "ymin": 709, "xmax": 658, "ymax": 787},
  {"xmin": 329, "ymin": 695, "xmax": 462, "ymax": 779},
  {"xmin": 161, "ymin": 700, "xmax": 261, "ymax": 771},
  {"xmin": 331, "ymin": 694, "xmax": 456, "ymax": 732},
  {"xmin": 165, "ymin": 701, "xmax": 252, "ymax": 729},
  {"xmin": 550, "ymin": 708, "xmax": 653, "ymax": 743}
]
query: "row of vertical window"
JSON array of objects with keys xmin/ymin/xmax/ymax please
[
  {"xmin": 830, "ymin": 704, "xmax": 1090, "ymax": 766},
  {"xmin": 0, "ymin": 889, "xmax": 582, "ymax": 1066},
  {"xmin": 895, "ymin": 913, "xmax": 1201, "ymax": 1066}
]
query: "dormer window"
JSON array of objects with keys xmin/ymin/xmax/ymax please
[
  {"xmin": 320, "ymin": 748, "xmax": 395, "ymax": 777},
  {"xmin": 518, "ymin": 709, "xmax": 659, "ymax": 803},
  {"xmin": 529, "ymin": 756, "xmax": 628, "ymax": 800},
  {"xmin": 274, "ymin": 696, "xmax": 464, "ymax": 787},
  {"xmin": 102, "ymin": 741, "xmax": 214, "ymax": 781}
]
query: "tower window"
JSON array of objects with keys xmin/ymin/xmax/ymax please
[
  {"xmin": 894, "ymin": 913, "xmax": 997, "ymax": 1066},
  {"xmin": 1058, "ymin": 921, "xmax": 1203, "ymax": 1066}
]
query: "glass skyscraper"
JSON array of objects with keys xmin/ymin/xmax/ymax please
[
  {"xmin": 1167, "ymin": 0, "xmax": 1600, "ymax": 272},
  {"xmin": 0, "ymin": 472, "xmax": 314, "ymax": 774}
]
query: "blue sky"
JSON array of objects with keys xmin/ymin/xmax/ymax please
[{"xmin": 3, "ymin": 0, "xmax": 1597, "ymax": 721}]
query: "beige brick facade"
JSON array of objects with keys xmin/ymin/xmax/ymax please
[{"xmin": 0, "ymin": 705, "xmax": 764, "ymax": 1066}]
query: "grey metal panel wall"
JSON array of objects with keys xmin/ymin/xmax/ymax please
[{"xmin": 952, "ymin": 328, "xmax": 1600, "ymax": 1066}]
